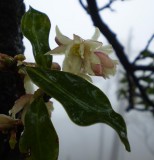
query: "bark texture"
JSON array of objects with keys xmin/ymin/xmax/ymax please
[{"xmin": 0, "ymin": 0, "xmax": 25, "ymax": 159}]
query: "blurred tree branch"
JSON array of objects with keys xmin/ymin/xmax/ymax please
[{"xmin": 80, "ymin": 0, "xmax": 154, "ymax": 112}]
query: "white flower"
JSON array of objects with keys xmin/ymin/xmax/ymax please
[
  {"xmin": 48, "ymin": 26, "xmax": 118, "ymax": 79},
  {"xmin": 9, "ymin": 94, "xmax": 54, "ymax": 125},
  {"xmin": 9, "ymin": 94, "xmax": 34, "ymax": 124}
]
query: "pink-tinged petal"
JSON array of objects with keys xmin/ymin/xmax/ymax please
[
  {"xmin": 51, "ymin": 62, "xmax": 61, "ymax": 71},
  {"xmin": 91, "ymin": 63, "xmax": 103, "ymax": 76},
  {"xmin": 9, "ymin": 94, "xmax": 33, "ymax": 119},
  {"xmin": 55, "ymin": 37, "xmax": 63, "ymax": 45},
  {"xmin": 0, "ymin": 114, "xmax": 19, "ymax": 129},
  {"xmin": 56, "ymin": 26, "xmax": 72, "ymax": 45},
  {"xmin": 46, "ymin": 101, "xmax": 54, "ymax": 117},
  {"xmin": 21, "ymin": 104, "xmax": 29, "ymax": 125},
  {"xmin": 94, "ymin": 52, "xmax": 115, "ymax": 68},
  {"xmin": 91, "ymin": 27, "xmax": 100, "ymax": 40}
]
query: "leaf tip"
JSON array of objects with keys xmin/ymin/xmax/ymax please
[
  {"xmin": 125, "ymin": 140, "xmax": 131, "ymax": 152},
  {"xmin": 29, "ymin": 5, "xmax": 34, "ymax": 12}
]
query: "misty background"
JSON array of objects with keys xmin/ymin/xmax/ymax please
[{"xmin": 24, "ymin": 0, "xmax": 154, "ymax": 160}]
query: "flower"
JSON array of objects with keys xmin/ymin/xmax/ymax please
[
  {"xmin": 48, "ymin": 26, "xmax": 118, "ymax": 79},
  {"xmin": 9, "ymin": 94, "xmax": 34, "ymax": 124},
  {"xmin": 91, "ymin": 51, "xmax": 118, "ymax": 78},
  {"xmin": 9, "ymin": 93, "xmax": 54, "ymax": 124},
  {"xmin": 0, "ymin": 114, "xmax": 19, "ymax": 130}
]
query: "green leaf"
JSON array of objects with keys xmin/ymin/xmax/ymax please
[
  {"xmin": 19, "ymin": 97, "xmax": 59, "ymax": 160},
  {"xmin": 141, "ymin": 77, "xmax": 153, "ymax": 83},
  {"xmin": 147, "ymin": 87, "xmax": 154, "ymax": 94},
  {"xmin": 26, "ymin": 66, "xmax": 131, "ymax": 152},
  {"xmin": 141, "ymin": 50, "xmax": 153, "ymax": 58},
  {"xmin": 21, "ymin": 7, "xmax": 52, "ymax": 68}
]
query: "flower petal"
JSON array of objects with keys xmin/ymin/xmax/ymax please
[
  {"xmin": 24, "ymin": 75, "xmax": 34, "ymax": 94},
  {"xmin": 46, "ymin": 101, "xmax": 54, "ymax": 117},
  {"xmin": 9, "ymin": 94, "xmax": 33, "ymax": 119},
  {"xmin": 84, "ymin": 40, "xmax": 103, "ymax": 52},
  {"xmin": 79, "ymin": 43, "xmax": 85, "ymax": 58},
  {"xmin": 63, "ymin": 54, "xmax": 82, "ymax": 74},
  {"xmin": 73, "ymin": 34, "xmax": 83, "ymax": 43},
  {"xmin": 56, "ymin": 26, "xmax": 72, "ymax": 45},
  {"xmin": 46, "ymin": 45, "xmax": 67, "ymax": 55},
  {"xmin": 51, "ymin": 62, "xmax": 61, "ymax": 70},
  {"xmin": 95, "ymin": 44, "xmax": 113, "ymax": 54},
  {"xmin": 94, "ymin": 52, "xmax": 115, "ymax": 68},
  {"xmin": 0, "ymin": 114, "xmax": 18, "ymax": 129},
  {"xmin": 91, "ymin": 27, "xmax": 100, "ymax": 40},
  {"xmin": 91, "ymin": 64, "xmax": 103, "ymax": 76},
  {"xmin": 84, "ymin": 55, "xmax": 95, "ymax": 75},
  {"xmin": 90, "ymin": 52, "xmax": 100, "ymax": 64}
]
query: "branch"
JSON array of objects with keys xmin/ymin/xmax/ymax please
[
  {"xmin": 86, "ymin": 0, "xmax": 154, "ymax": 108},
  {"xmin": 99, "ymin": 0, "xmax": 128, "ymax": 11},
  {"xmin": 133, "ymin": 35, "xmax": 154, "ymax": 63},
  {"xmin": 133, "ymin": 65, "xmax": 154, "ymax": 71},
  {"xmin": 127, "ymin": 74, "xmax": 135, "ymax": 110},
  {"xmin": 79, "ymin": 0, "xmax": 88, "ymax": 12},
  {"xmin": 86, "ymin": 0, "xmax": 130, "ymax": 71},
  {"xmin": 99, "ymin": 0, "xmax": 117, "ymax": 11},
  {"xmin": 145, "ymin": 34, "xmax": 154, "ymax": 50}
]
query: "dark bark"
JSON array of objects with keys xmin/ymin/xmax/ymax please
[
  {"xmin": 0, "ymin": 0, "xmax": 25, "ymax": 56},
  {"xmin": 0, "ymin": 0, "xmax": 25, "ymax": 159}
]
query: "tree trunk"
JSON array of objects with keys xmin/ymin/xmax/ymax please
[{"xmin": 0, "ymin": 0, "xmax": 25, "ymax": 159}]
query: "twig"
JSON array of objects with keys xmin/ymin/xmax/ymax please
[
  {"xmin": 86, "ymin": 0, "xmax": 154, "ymax": 108},
  {"xmin": 145, "ymin": 34, "xmax": 154, "ymax": 50},
  {"xmin": 133, "ymin": 35, "xmax": 154, "ymax": 63},
  {"xmin": 79, "ymin": 0, "xmax": 88, "ymax": 12},
  {"xmin": 133, "ymin": 65, "xmax": 154, "ymax": 71},
  {"xmin": 126, "ymin": 74, "xmax": 135, "ymax": 110},
  {"xmin": 99, "ymin": 0, "xmax": 116, "ymax": 11}
]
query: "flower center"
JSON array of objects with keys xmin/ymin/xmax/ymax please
[{"xmin": 70, "ymin": 44, "xmax": 80, "ymax": 56}]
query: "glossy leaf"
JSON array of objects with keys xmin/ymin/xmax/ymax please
[
  {"xmin": 26, "ymin": 66, "xmax": 131, "ymax": 152},
  {"xmin": 19, "ymin": 97, "xmax": 59, "ymax": 160},
  {"xmin": 21, "ymin": 7, "xmax": 52, "ymax": 68}
]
